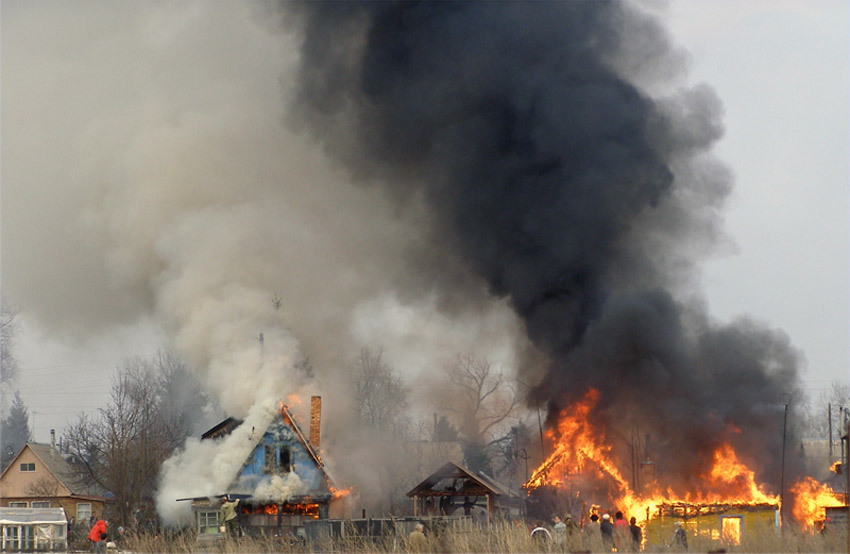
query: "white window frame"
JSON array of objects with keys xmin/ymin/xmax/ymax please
[
  {"xmin": 31, "ymin": 501, "xmax": 50, "ymax": 508},
  {"xmin": 19, "ymin": 463, "xmax": 35, "ymax": 472},
  {"xmin": 197, "ymin": 510, "xmax": 221, "ymax": 535},
  {"xmin": 76, "ymin": 503, "xmax": 92, "ymax": 523},
  {"xmin": 9, "ymin": 501, "xmax": 28, "ymax": 508}
]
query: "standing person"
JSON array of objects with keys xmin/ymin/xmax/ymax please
[
  {"xmin": 87, "ymin": 519, "xmax": 108, "ymax": 554},
  {"xmin": 407, "ymin": 522, "xmax": 428, "ymax": 552},
  {"xmin": 552, "ymin": 515, "xmax": 567, "ymax": 546},
  {"xmin": 462, "ymin": 496, "xmax": 475, "ymax": 516},
  {"xmin": 219, "ymin": 496, "xmax": 240, "ymax": 538},
  {"xmin": 614, "ymin": 511, "xmax": 628, "ymax": 530},
  {"xmin": 563, "ymin": 514, "xmax": 579, "ymax": 551},
  {"xmin": 629, "ymin": 517, "xmax": 642, "ymax": 552},
  {"xmin": 600, "ymin": 513, "xmax": 614, "ymax": 551},
  {"xmin": 671, "ymin": 521, "xmax": 688, "ymax": 550},
  {"xmin": 613, "ymin": 511, "xmax": 629, "ymax": 550},
  {"xmin": 530, "ymin": 521, "xmax": 552, "ymax": 551},
  {"xmin": 583, "ymin": 514, "xmax": 601, "ymax": 551}
]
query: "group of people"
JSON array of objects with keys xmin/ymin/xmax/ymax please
[
  {"xmin": 532, "ymin": 510, "xmax": 643, "ymax": 552},
  {"xmin": 531, "ymin": 510, "xmax": 691, "ymax": 552}
]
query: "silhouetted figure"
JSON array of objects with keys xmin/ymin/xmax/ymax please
[
  {"xmin": 629, "ymin": 517, "xmax": 642, "ymax": 551},
  {"xmin": 600, "ymin": 513, "xmax": 614, "ymax": 550},
  {"xmin": 672, "ymin": 521, "xmax": 688, "ymax": 550}
]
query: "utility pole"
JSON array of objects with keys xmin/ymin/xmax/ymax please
[
  {"xmin": 845, "ymin": 418, "xmax": 849, "ymax": 554},
  {"xmin": 779, "ymin": 393, "xmax": 791, "ymax": 532},
  {"xmin": 828, "ymin": 403, "xmax": 833, "ymax": 459},
  {"xmin": 516, "ymin": 378, "xmax": 546, "ymax": 460},
  {"xmin": 537, "ymin": 406, "xmax": 545, "ymax": 459}
]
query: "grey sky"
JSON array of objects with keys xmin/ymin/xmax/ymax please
[{"xmin": 1, "ymin": 1, "xmax": 847, "ymax": 442}]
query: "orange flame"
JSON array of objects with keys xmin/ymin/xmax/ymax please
[
  {"xmin": 700, "ymin": 443, "xmax": 778, "ymax": 505},
  {"xmin": 525, "ymin": 388, "xmax": 780, "ymax": 526},
  {"xmin": 790, "ymin": 476, "xmax": 843, "ymax": 531},
  {"xmin": 330, "ymin": 486, "xmax": 353, "ymax": 499},
  {"xmin": 286, "ymin": 393, "xmax": 304, "ymax": 407},
  {"xmin": 721, "ymin": 516, "xmax": 742, "ymax": 545}
]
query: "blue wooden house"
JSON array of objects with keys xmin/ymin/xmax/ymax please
[{"xmin": 189, "ymin": 398, "xmax": 339, "ymax": 539}]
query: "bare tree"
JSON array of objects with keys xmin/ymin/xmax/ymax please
[
  {"xmin": 439, "ymin": 354, "xmax": 519, "ymax": 473},
  {"xmin": 153, "ymin": 349, "xmax": 214, "ymax": 436},
  {"xmin": 350, "ymin": 347, "xmax": 409, "ymax": 434},
  {"xmin": 64, "ymin": 353, "xmax": 207, "ymax": 526},
  {"xmin": 799, "ymin": 382, "xmax": 850, "ymax": 439},
  {"xmin": 0, "ymin": 301, "xmax": 19, "ymax": 387}
]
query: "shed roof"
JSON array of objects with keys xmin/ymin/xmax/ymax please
[
  {"xmin": 407, "ymin": 461, "xmax": 518, "ymax": 498},
  {"xmin": 0, "ymin": 508, "xmax": 67, "ymax": 525}
]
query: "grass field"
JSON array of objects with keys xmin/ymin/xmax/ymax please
[{"xmin": 121, "ymin": 519, "xmax": 848, "ymax": 553}]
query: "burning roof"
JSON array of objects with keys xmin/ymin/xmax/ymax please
[{"xmin": 522, "ymin": 387, "xmax": 842, "ymax": 531}]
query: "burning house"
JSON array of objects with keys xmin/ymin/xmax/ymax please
[
  {"xmin": 642, "ymin": 502, "xmax": 778, "ymax": 546},
  {"xmin": 519, "ymin": 387, "xmax": 849, "ymax": 545},
  {"xmin": 180, "ymin": 396, "xmax": 341, "ymax": 540}
]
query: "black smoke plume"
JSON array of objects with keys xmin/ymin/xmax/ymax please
[{"xmin": 279, "ymin": 1, "xmax": 801, "ymax": 492}]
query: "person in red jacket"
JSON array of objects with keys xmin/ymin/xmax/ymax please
[
  {"xmin": 614, "ymin": 511, "xmax": 629, "ymax": 551},
  {"xmin": 87, "ymin": 519, "xmax": 108, "ymax": 553}
]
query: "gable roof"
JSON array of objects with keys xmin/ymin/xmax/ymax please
[
  {"xmin": 407, "ymin": 461, "xmax": 518, "ymax": 498},
  {"xmin": 205, "ymin": 402, "xmax": 336, "ymax": 496},
  {"xmin": 0, "ymin": 443, "xmax": 108, "ymax": 499},
  {"xmin": 279, "ymin": 403, "xmax": 327, "ymax": 476}
]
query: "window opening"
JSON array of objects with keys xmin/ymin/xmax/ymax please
[{"xmin": 720, "ymin": 515, "xmax": 743, "ymax": 545}]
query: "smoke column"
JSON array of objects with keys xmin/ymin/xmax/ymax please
[{"xmin": 279, "ymin": 1, "xmax": 801, "ymax": 488}]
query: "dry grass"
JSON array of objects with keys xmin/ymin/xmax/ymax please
[{"xmin": 122, "ymin": 521, "xmax": 848, "ymax": 553}]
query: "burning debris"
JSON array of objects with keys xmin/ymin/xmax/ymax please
[{"xmin": 790, "ymin": 477, "xmax": 844, "ymax": 532}]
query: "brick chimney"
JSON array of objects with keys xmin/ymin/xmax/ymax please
[{"xmin": 309, "ymin": 396, "xmax": 322, "ymax": 450}]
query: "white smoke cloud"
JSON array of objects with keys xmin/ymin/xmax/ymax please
[
  {"xmin": 3, "ymin": 2, "xmax": 527, "ymax": 518},
  {"xmin": 252, "ymin": 473, "xmax": 307, "ymax": 503},
  {"xmin": 156, "ymin": 401, "xmax": 277, "ymax": 525}
]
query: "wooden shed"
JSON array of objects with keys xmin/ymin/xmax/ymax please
[{"xmin": 407, "ymin": 462, "xmax": 522, "ymax": 519}]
